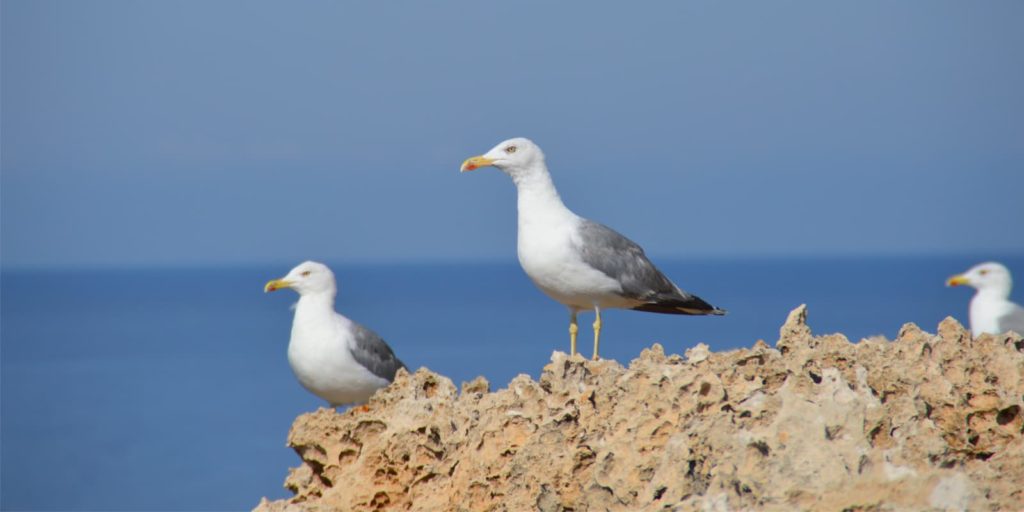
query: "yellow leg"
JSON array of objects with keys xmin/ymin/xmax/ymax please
[
  {"xmin": 592, "ymin": 307, "xmax": 602, "ymax": 360},
  {"xmin": 569, "ymin": 311, "xmax": 579, "ymax": 356}
]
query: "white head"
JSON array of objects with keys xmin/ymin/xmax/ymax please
[
  {"xmin": 264, "ymin": 261, "xmax": 337, "ymax": 297},
  {"xmin": 460, "ymin": 137, "xmax": 546, "ymax": 181},
  {"xmin": 947, "ymin": 261, "xmax": 1013, "ymax": 298}
]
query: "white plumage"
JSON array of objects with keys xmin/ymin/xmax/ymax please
[
  {"xmin": 947, "ymin": 262, "xmax": 1024, "ymax": 337},
  {"xmin": 461, "ymin": 137, "xmax": 724, "ymax": 360},
  {"xmin": 265, "ymin": 261, "xmax": 405, "ymax": 407}
]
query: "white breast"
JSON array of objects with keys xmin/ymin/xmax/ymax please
[
  {"xmin": 510, "ymin": 161, "xmax": 631, "ymax": 311},
  {"xmin": 517, "ymin": 213, "xmax": 627, "ymax": 310},
  {"xmin": 969, "ymin": 295, "xmax": 1014, "ymax": 337},
  {"xmin": 288, "ymin": 310, "xmax": 390, "ymax": 406}
]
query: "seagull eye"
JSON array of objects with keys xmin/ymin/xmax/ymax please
[
  {"xmin": 979, "ymin": 270, "xmax": 988, "ymax": 276},
  {"xmin": 301, "ymin": 271, "xmax": 311, "ymax": 277},
  {"xmin": 505, "ymin": 145, "xmax": 517, "ymax": 154}
]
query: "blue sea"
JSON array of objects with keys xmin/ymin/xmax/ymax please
[{"xmin": 2, "ymin": 256, "xmax": 1021, "ymax": 510}]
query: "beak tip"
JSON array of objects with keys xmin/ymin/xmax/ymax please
[{"xmin": 460, "ymin": 155, "xmax": 491, "ymax": 173}]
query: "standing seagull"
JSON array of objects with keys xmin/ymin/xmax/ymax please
[
  {"xmin": 947, "ymin": 262, "xmax": 1024, "ymax": 337},
  {"xmin": 265, "ymin": 261, "xmax": 405, "ymax": 407},
  {"xmin": 461, "ymin": 137, "xmax": 725, "ymax": 360}
]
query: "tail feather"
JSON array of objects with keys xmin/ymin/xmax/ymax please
[{"xmin": 631, "ymin": 295, "xmax": 726, "ymax": 316}]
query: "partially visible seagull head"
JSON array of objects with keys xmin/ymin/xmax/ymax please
[
  {"xmin": 947, "ymin": 261, "xmax": 1013, "ymax": 298},
  {"xmin": 460, "ymin": 137, "xmax": 546, "ymax": 178},
  {"xmin": 264, "ymin": 260, "xmax": 337, "ymax": 296}
]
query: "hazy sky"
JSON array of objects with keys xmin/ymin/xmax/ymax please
[{"xmin": 3, "ymin": 1, "xmax": 1022, "ymax": 267}]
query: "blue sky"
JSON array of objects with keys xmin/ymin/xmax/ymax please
[{"xmin": 3, "ymin": 0, "xmax": 1022, "ymax": 268}]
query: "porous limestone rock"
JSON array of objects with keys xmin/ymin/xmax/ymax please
[{"xmin": 255, "ymin": 306, "xmax": 1024, "ymax": 512}]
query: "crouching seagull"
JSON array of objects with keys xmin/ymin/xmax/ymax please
[{"xmin": 265, "ymin": 261, "xmax": 405, "ymax": 407}]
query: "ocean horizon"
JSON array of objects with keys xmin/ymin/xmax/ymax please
[{"xmin": 2, "ymin": 255, "xmax": 1022, "ymax": 510}]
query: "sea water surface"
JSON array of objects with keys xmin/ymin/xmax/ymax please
[{"xmin": 2, "ymin": 256, "xmax": 1021, "ymax": 510}]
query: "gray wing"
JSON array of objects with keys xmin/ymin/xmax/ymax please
[
  {"xmin": 348, "ymin": 323, "xmax": 406, "ymax": 382},
  {"xmin": 998, "ymin": 303, "xmax": 1024, "ymax": 335},
  {"xmin": 575, "ymin": 220, "xmax": 724, "ymax": 315}
]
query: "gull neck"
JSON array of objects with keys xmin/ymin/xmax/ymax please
[
  {"xmin": 295, "ymin": 292, "xmax": 336, "ymax": 315},
  {"xmin": 974, "ymin": 284, "xmax": 1012, "ymax": 301},
  {"xmin": 509, "ymin": 162, "xmax": 575, "ymax": 222}
]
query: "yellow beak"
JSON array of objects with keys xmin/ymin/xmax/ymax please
[
  {"xmin": 946, "ymin": 275, "xmax": 969, "ymax": 287},
  {"xmin": 460, "ymin": 155, "xmax": 495, "ymax": 172},
  {"xmin": 264, "ymin": 279, "xmax": 292, "ymax": 293}
]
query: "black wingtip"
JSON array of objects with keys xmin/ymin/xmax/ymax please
[
  {"xmin": 677, "ymin": 305, "xmax": 727, "ymax": 316},
  {"xmin": 631, "ymin": 302, "xmax": 727, "ymax": 316}
]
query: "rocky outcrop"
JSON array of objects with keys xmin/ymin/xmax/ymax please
[{"xmin": 255, "ymin": 306, "xmax": 1024, "ymax": 511}]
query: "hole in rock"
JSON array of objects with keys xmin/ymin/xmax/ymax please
[{"xmin": 996, "ymin": 405, "xmax": 1020, "ymax": 426}]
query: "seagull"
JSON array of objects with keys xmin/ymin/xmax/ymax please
[
  {"xmin": 947, "ymin": 261, "xmax": 1024, "ymax": 337},
  {"xmin": 461, "ymin": 137, "xmax": 725, "ymax": 360},
  {"xmin": 264, "ymin": 261, "xmax": 405, "ymax": 407}
]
